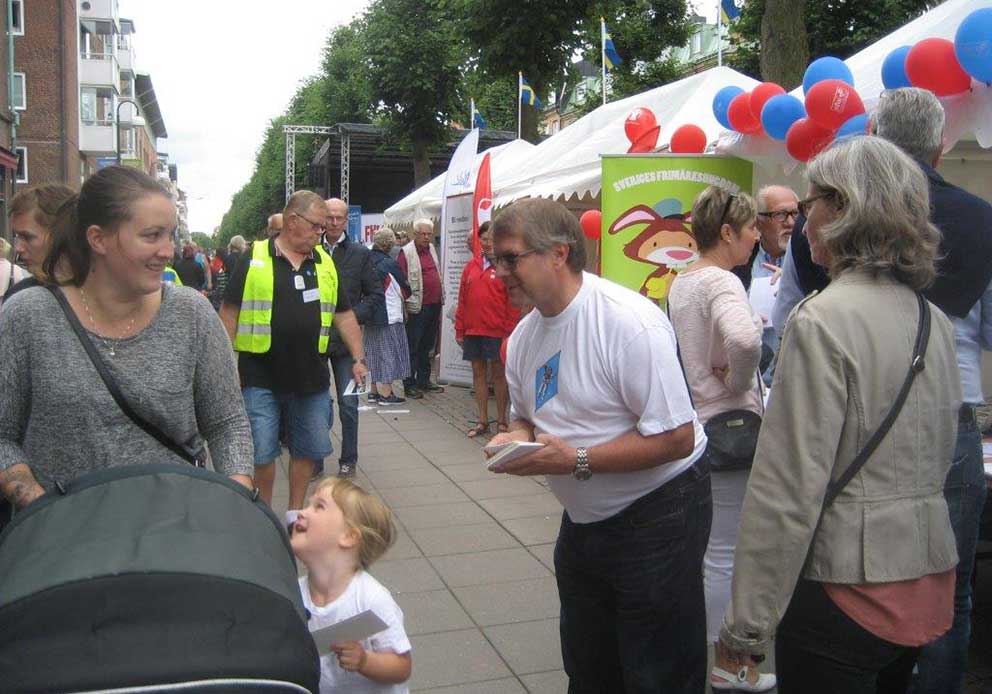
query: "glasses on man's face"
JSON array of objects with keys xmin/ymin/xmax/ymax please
[
  {"xmin": 758, "ymin": 209, "xmax": 800, "ymax": 223},
  {"xmin": 294, "ymin": 212, "xmax": 327, "ymax": 233},
  {"xmin": 493, "ymin": 249, "xmax": 538, "ymax": 270},
  {"xmin": 797, "ymin": 192, "xmax": 835, "ymax": 218}
]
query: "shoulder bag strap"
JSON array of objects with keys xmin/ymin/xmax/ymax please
[
  {"xmin": 822, "ymin": 292, "xmax": 930, "ymax": 508},
  {"xmin": 47, "ymin": 285, "xmax": 204, "ymax": 467}
]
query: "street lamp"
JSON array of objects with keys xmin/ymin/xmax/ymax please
[{"xmin": 115, "ymin": 98, "xmax": 145, "ymax": 165}]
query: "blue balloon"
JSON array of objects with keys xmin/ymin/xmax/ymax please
[
  {"xmin": 713, "ymin": 85, "xmax": 744, "ymax": 131},
  {"xmin": 760, "ymin": 94, "xmax": 806, "ymax": 141},
  {"xmin": 881, "ymin": 46, "xmax": 913, "ymax": 90},
  {"xmin": 955, "ymin": 8, "xmax": 992, "ymax": 83},
  {"xmin": 803, "ymin": 57, "xmax": 854, "ymax": 95},
  {"xmin": 836, "ymin": 113, "xmax": 870, "ymax": 140}
]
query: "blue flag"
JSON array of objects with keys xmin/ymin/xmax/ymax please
[
  {"xmin": 473, "ymin": 110, "xmax": 487, "ymax": 129},
  {"xmin": 721, "ymin": 0, "xmax": 741, "ymax": 22},
  {"xmin": 520, "ymin": 76, "xmax": 542, "ymax": 109},
  {"xmin": 603, "ymin": 22, "xmax": 622, "ymax": 70}
]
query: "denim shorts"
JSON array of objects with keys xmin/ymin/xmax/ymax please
[{"xmin": 242, "ymin": 387, "xmax": 334, "ymax": 465}]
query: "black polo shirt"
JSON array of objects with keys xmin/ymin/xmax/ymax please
[{"xmin": 224, "ymin": 238, "xmax": 350, "ymax": 395}]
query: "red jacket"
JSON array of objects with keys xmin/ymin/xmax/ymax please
[{"xmin": 455, "ymin": 257, "xmax": 519, "ymax": 340}]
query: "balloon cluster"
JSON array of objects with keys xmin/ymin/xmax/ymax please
[{"xmin": 624, "ymin": 108, "xmax": 661, "ymax": 153}]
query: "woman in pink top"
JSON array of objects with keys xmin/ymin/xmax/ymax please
[{"xmin": 668, "ymin": 186, "xmax": 774, "ymax": 692}]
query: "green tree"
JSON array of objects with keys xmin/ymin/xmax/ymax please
[
  {"xmin": 190, "ymin": 231, "xmax": 215, "ymax": 250},
  {"xmin": 363, "ymin": 0, "xmax": 465, "ymax": 185},
  {"xmin": 730, "ymin": 0, "xmax": 939, "ymax": 87},
  {"xmin": 462, "ymin": 69, "xmax": 518, "ymax": 132}
]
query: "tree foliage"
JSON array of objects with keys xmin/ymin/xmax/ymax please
[{"xmin": 190, "ymin": 231, "xmax": 215, "ymax": 250}]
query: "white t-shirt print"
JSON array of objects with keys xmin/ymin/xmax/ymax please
[{"xmin": 505, "ymin": 272, "xmax": 707, "ymax": 523}]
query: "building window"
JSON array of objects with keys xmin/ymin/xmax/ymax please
[
  {"xmin": 12, "ymin": 72, "xmax": 25, "ymax": 110},
  {"xmin": 15, "ymin": 147, "xmax": 27, "ymax": 183},
  {"xmin": 11, "ymin": 0, "xmax": 23, "ymax": 36},
  {"xmin": 120, "ymin": 75, "xmax": 134, "ymax": 98},
  {"xmin": 691, "ymin": 31, "xmax": 702, "ymax": 55}
]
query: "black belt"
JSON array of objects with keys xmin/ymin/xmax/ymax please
[{"xmin": 960, "ymin": 403, "xmax": 977, "ymax": 424}]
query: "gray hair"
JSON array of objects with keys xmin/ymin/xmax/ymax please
[
  {"xmin": 491, "ymin": 198, "xmax": 586, "ymax": 273},
  {"xmin": 228, "ymin": 234, "xmax": 247, "ymax": 253},
  {"xmin": 808, "ymin": 136, "xmax": 939, "ymax": 290},
  {"xmin": 413, "ymin": 218, "xmax": 434, "ymax": 232},
  {"xmin": 691, "ymin": 187, "xmax": 757, "ymax": 252},
  {"xmin": 755, "ymin": 185, "xmax": 798, "ymax": 213},
  {"xmin": 372, "ymin": 227, "xmax": 396, "ymax": 251},
  {"xmin": 874, "ymin": 87, "xmax": 944, "ymax": 164}
]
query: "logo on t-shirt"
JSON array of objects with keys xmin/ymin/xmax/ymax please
[{"xmin": 535, "ymin": 352, "xmax": 561, "ymax": 411}]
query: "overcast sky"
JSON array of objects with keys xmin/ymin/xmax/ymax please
[{"xmin": 119, "ymin": 0, "xmax": 370, "ymax": 236}]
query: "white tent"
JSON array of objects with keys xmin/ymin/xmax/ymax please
[
  {"xmin": 493, "ymin": 66, "xmax": 761, "ymax": 205},
  {"xmin": 383, "ymin": 138, "xmax": 535, "ymax": 227}
]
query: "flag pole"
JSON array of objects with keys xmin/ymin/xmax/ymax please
[
  {"xmin": 470, "ymin": 97, "xmax": 476, "ymax": 129},
  {"xmin": 517, "ymin": 72, "xmax": 522, "ymax": 139},
  {"xmin": 601, "ymin": 17, "xmax": 607, "ymax": 106},
  {"xmin": 717, "ymin": 1, "xmax": 723, "ymax": 67}
]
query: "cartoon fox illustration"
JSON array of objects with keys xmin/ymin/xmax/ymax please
[{"xmin": 608, "ymin": 199, "xmax": 698, "ymax": 301}]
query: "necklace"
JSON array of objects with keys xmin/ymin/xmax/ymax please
[{"xmin": 79, "ymin": 286, "xmax": 138, "ymax": 357}]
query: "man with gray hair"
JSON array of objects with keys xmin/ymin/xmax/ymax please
[
  {"xmin": 398, "ymin": 218, "xmax": 445, "ymax": 398},
  {"xmin": 772, "ymin": 88, "xmax": 992, "ymax": 694},
  {"xmin": 487, "ymin": 198, "xmax": 711, "ymax": 693}
]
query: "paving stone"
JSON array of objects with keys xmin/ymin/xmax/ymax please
[
  {"xmin": 420, "ymin": 678, "xmax": 527, "ymax": 693},
  {"xmin": 501, "ymin": 515, "xmax": 562, "ymax": 546},
  {"xmin": 430, "ymin": 548, "xmax": 551, "ymax": 588},
  {"xmin": 370, "ymin": 557, "xmax": 444, "ymax": 594},
  {"xmin": 484, "ymin": 619, "xmax": 563, "ymax": 675},
  {"xmin": 458, "ymin": 477, "xmax": 547, "ymax": 500},
  {"xmin": 439, "ymin": 461, "xmax": 497, "ymax": 482},
  {"xmin": 393, "ymin": 501, "xmax": 493, "ymax": 531},
  {"xmin": 364, "ymin": 466, "xmax": 450, "ymax": 489},
  {"xmin": 396, "ymin": 588, "xmax": 474, "ymax": 635},
  {"xmin": 478, "ymin": 493, "xmax": 563, "ymax": 521},
  {"xmin": 408, "ymin": 522, "xmax": 519, "ymax": 556},
  {"xmin": 452, "ymin": 577, "xmax": 560, "ymax": 626},
  {"xmin": 401, "ymin": 427, "xmax": 478, "ymax": 443},
  {"xmin": 354, "ymin": 442, "xmax": 425, "ymax": 460},
  {"xmin": 527, "ymin": 543, "xmax": 557, "ymax": 574},
  {"xmin": 379, "ymin": 482, "xmax": 472, "ymax": 509},
  {"xmin": 387, "ymin": 530, "xmax": 424, "ymax": 559},
  {"xmin": 406, "ymin": 628, "xmax": 512, "ymax": 690},
  {"xmin": 358, "ymin": 430, "xmax": 409, "ymax": 445},
  {"xmin": 413, "ymin": 439, "xmax": 490, "ymax": 458},
  {"xmin": 520, "ymin": 670, "xmax": 568, "ymax": 693}
]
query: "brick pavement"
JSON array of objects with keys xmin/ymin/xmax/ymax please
[{"xmin": 266, "ymin": 383, "xmax": 992, "ymax": 693}]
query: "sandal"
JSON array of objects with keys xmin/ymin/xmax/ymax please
[
  {"xmin": 467, "ymin": 422, "xmax": 491, "ymax": 438},
  {"xmin": 710, "ymin": 666, "xmax": 776, "ymax": 692}
]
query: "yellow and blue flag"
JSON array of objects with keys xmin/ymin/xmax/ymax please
[
  {"xmin": 720, "ymin": 0, "xmax": 741, "ymax": 23},
  {"xmin": 473, "ymin": 110, "xmax": 487, "ymax": 129},
  {"xmin": 520, "ymin": 75, "xmax": 542, "ymax": 109},
  {"xmin": 603, "ymin": 21, "xmax": 622, "ymax": 70}
]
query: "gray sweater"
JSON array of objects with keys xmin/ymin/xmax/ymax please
[{"xmin": 0, "ymin": 284, "xmax": 254, "ymax": 489}]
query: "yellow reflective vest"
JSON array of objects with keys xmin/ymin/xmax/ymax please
[
  {"xmin": 235, "ymin": 240, "xmax": 338, "ymax": 354},
  {"xmin": 162, "ymin": 266, "xmax": 183, "ymax": 286}
]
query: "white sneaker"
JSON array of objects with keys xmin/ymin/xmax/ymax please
[{"xmin": 711, "ymin": 665, "xmax": 777, "ymax": 692}]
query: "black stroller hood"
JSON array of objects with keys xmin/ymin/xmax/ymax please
[{"xmin": 0, "ymin": 464, "xmax": 319, "ymax": 693}]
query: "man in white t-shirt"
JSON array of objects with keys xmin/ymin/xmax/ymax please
[{"xmin": 488, "ymin": 198, "xmax": 712, "ymax": 694}]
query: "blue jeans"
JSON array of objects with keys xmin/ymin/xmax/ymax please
[
  {"xmin": 242, "ymin": 387, "xmax": 333, "ymax": 465},
  {"xmin": 403, "ymin": 303, "xmax": 441, "ymax": 388},
  {"xmin": 329, "ymin": 352, "xmax": 358, "ymax": 468},
  {"xmin": 912, "ymin": 405, "xmax": 988, "ymax": 694},
  {"xmin": 554, "ymin": 457, "xmax": 712, "ymax": 694}
]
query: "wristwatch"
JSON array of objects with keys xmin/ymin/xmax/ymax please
[{"xmin": 573, "ymin": 447, "xmax": 592, "ymax": 481}]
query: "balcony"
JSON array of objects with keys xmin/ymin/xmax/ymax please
[
  {"xmin": 117, "ymin": 45, "xmax": 132, "ymax": 73},
  {"xmin": 80, "ymin": 121, "xmax": 116, "ymax": 156},
  {"xmin": 78, "ymin": 0, "xmax": 119, "ymax": 23},
  {"xmin": 80, "ymin": 52, "xmax": 119, "ymax": 90}
]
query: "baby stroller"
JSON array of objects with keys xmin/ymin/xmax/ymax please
[{"xmin": 0, "ymin": 463, "xmax": 319, "ymax": 693}]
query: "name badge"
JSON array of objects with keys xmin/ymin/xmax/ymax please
[
  {"xmin": 301, "ymin": 288, "xmax": 320, "ymax": 303},
  {"xmin": 294, "ymin": 275, "xmax": 305, "ymax": 290},
  {"xmin": 250, "ymin": 259, "xmax": 265, "ymax": 268}
]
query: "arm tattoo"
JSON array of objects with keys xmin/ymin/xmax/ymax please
[{"xmin": 0, "ymin": 465, "xmax": 42, "ymax": 508}]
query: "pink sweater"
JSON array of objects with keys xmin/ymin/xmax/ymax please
[{"xmin": 667, "ymin": 266, "xmax": 764, "ymax": 425}]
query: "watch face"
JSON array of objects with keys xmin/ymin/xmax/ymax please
[{"xmin": 574, "ymin": 465, "xmax": 592, "ymax": 481}]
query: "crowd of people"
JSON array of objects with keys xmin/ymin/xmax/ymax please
[{"xmin": 0, "ymin": 86, "xmax": 989, "ymax": 694}]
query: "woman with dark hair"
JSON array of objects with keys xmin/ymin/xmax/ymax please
[
  {"xmin": 720, "ymin": 137, "xmax": 962, "ymax": 693},
  {"xmin": 0, "ymin": 166, "xmax": 253, "ymax": 512},
  {"xmin": 454, "ymin": 222, "xmax": 518, "ymax": 437}
]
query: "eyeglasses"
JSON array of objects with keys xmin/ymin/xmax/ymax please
[
  {"xmin": 493, "ymin": 249, "xmax": 538, "ymax": 269},
  {"xmin": 718, "ymin": 192, "xmax": 738, "ymax": 227},
  {"xmin": 758, "ymin": 209, "xmax": 800, "ymax": 223},
  {"xmin": 293, "ymin": 212, "xmax": 327, "ymax": 233},
  {"xmin": 797, "ymin": 192, "xmax": 836, "ymax": 218}
]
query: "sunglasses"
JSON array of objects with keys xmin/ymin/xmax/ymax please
[
  {"xmin": 797, "ymin": 192, "xmax": 836, "ymax": 218},
  {"xmin": 718, "ymin": 192, "xmax": 738, "ymax": 227},
  {"xmin": 493, "ymin": 249, "xmax": 538, "ymax": 270},
  {"xmin": 758, "ymin": 209, "xmax": 800, "ymax": 223}
]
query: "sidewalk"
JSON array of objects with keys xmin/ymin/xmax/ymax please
[{"xmin": 267, "ymin": 384, "xmax": 992, "ymax": 693}]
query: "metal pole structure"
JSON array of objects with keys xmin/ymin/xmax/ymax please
[
  {"xmin": 470, "ymin": 97, "xmax": 475, "ymax": 129},
  {"xmin": 339, "ymin": 131, "xmax": 350, "ymax": 204},
  {"xmin": 115, "ymin": 98, "xmax": 139, "ymax": 165},
  {"xmin": 601, "ymin": 18, "xmax": 607, "ymax": 106},
  {"xmin": 717, "ymin": 1, "xmax": 723, "ymax": 67},
  {"xmin": 282, "ymin": 125, "xmax": 335, "ymax": 203},
  {"xmin": 517, "ymin": 72, "xmax": 522, "ymax": 140}
]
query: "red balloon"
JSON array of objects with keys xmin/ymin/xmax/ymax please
[
  {"xmin": 580, "ymin": 209, "xmax": 603, "ymax": 241},
  {"xmin": 750, "ymin": 82, "xmax": 786, "ymax": 121},
  {"xmin": 624, "ymin": 108, "xmax": 658, "ymax": 143},
  {"xmin": 906, "ymin": 38, "xmax": 972, "ymax": 97},
  {"xmin": 786, "ymin": 118, "xmax": 834, "ymax": 162},
  {"xmin": 670, "ymin": 124, "xmax": 708, "ymax": 153},
  {"xmin": 805, "ymin": 79, "xmax": 865, "ymax": 131},
  {"xmin": 727, "ymin": 93, "xmax": 763, "ymax": 135},
  {"xmin": 627, "ymin": 125, "xmax": 661, "ymax": 153}
]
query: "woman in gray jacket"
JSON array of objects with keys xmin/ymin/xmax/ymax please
[{"xmin": 719, "ymin": 136, "xmax": 961, "ymax": 693}]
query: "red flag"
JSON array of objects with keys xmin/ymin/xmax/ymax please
[{"xmin": 472, "ymin": 152, "xmax": 493, "ymax": 259}]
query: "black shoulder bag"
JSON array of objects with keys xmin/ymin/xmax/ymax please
[{"xmin": 48, "ymin": 286, "xmax": 206, "ymax": 468}]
